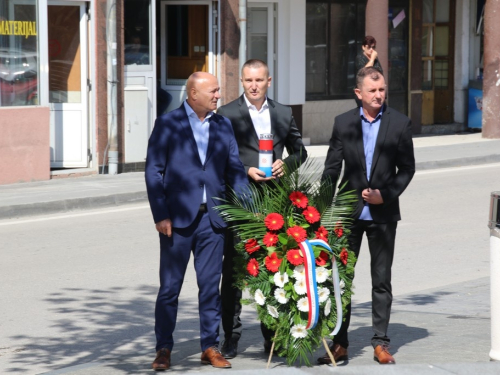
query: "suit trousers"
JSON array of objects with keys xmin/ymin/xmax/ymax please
[
  {"xmin": 155, "ymin": 210, "xmax": 225, "ymax": 352},
  {"xmin": 334, "ymin": 219, "xmax": 397, "ymax": 348}
]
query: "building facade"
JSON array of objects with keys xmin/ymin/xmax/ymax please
[{"xmin": 0, "ymin": 0, "xmax": 487, "ymax": 185}]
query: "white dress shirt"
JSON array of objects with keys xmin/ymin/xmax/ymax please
[
  {"xmin": 184, "ymin": 100, "xmax": 211, "ymax": 203},
  {"xmin": 244, "ymin": 95, "xmax": 271, "ymax": 138}
]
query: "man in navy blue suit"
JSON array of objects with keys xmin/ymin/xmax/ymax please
[{"xmin": 145, "ymin": 72, "xmax": 248, "ymax": 371}]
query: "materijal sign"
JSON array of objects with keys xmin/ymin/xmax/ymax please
[{"xmin": 0, "ymin": 20, "xmax": 37, "ymax": 39}]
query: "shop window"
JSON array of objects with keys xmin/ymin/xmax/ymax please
[
  {"xmin": 0, "ymin": 1, "xmax": 39, "ymax": 107},
  {"xmin": 124, "ymin": 0, "xmax": 151, "ymax": 66},
  {"xmin": 306, "ymin": 0, "xmax": 365, "ymax": 100}
]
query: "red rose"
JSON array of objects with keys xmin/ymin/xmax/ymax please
[
  {"xmin": 263, "ymin": 232, "xmax": 279, "ymax": 247},
  {"xmin": 334, "ymin": 222, "xmax": 343, "ymax": 238},
  {"xmin": 247, "ymin": 258, "xmax": 259, "ymax": 276},
  {"xmin": 316, "ymin": 251, "xmax": 329, "ymax": 266},
  {"xmin": 340, "ymin": 248, "xmax": 348, "ymax": 265},
  {"xmin": 265, "ymin": 252, "xmax": 282, "ymax": 273},
  {"xmin": 315, "ymin": 226, "xmax": 328, "ymax": 241},
  {"xmin": 264, "ymin": 213, "xmax": 284, "ymax": 231},
  {"xmin": 286, "ymin": 249, "xmax": 304, "ymax": 266},
  {"xmin": 289, "ymin": 191, "xmax": 308, "ymax": 209},
  {"xmin": 245, "ymin": 238, "xmax": 261, "ymax": 254},
  {"xmin": 286, "ymin": 226, "xmax": 307, "ymax": 243},
  {"xmin": 303, "ymin": 206, "xmax": 321, "ymax": 224}
]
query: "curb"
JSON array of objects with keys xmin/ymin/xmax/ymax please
[
  {"xmin": 311, "ymin": 155, "xmax": 500, "ymax": 171},
  {"xmin": 415, "ymin": 154, "xmax": 500, "ymax": 170},
  {"xmin": 2, "ymin": 155, "xmax": 499, "ymax": 221},
  {"xmin": 0, "ymin": 191, "xmax": 148, "ymax": 220}
]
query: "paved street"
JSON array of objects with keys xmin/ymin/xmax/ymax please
[{"xmin": 1, "ymin": 160, "xmax": 499, "ymax": 374}]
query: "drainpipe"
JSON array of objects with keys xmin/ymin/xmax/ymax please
[
  {"xmin": 106, "ymin": 0, "xmax": 118, "ymax": 174},
  {"xmin": 239, "ymin": 0, "xmax": 247, "ymax": 95}
]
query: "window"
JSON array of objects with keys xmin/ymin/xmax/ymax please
[
  {"xmin": 421, "ymin": 0, "xmax": 452, "ymax": 90},
  {"xmin": 124, "ymin": 0, "xmax": 151, "ymax": 66},
  {"xmin": 306, "ymin": 0, "xmax": 365, "ymax": 100},
  {"xmin": 0, "ymin": 1, "xmax": 39, "ymax": 107}
]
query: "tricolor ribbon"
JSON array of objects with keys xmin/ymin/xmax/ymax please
[{"xmin": 298, "ymin": 239, "xmax": 343, "ymax": 336}]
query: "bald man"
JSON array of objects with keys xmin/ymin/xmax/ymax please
[{"xmin": 145, "ymin": 72, "xmax": 248, "ymax": 370}]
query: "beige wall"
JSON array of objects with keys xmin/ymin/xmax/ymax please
[
  {"xmin": 303, "ymin": 99, "xmax": 355, "ymax": 144},
  {"xmin": 0, "ymin": 107, "xmax": 50, "ymax": 184}
]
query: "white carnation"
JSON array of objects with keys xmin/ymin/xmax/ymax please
[
  {"xmin": 316, "ymin": 267, "xmax": 329, "ymax": 283},
  {"xmin": 274, "ymin": 272, "xmax": 289, "ymax": 288},
  {"xmin": 324, "ymin": 298, "xmax": 331, "ymax": 316},
  {"xmin": 255, "ymin": 289, "xmax": 265, "ymax": 305},
  {"xmin": 340, "ymin": 279, "xmax": 346, "ymax": 295},
  {"xmin": 274, "ymin": 288, "xmax": 289, "ymax": 304},
  {"xmin": 292, "ymin": 265, "xmax": 305, "ymax": 280},
  {"xmin": 294, "ymin": 279, "xmax": 307, "ymax": 295},
  {"xmin": 267, "ymin": 305, "xmax": 279, "ymax": 318},
  {"xmin": 290, "ymin": 324, "xmax": 308, "ymax": 339},
  {"xmin": 297, "ymin": 297, "xmax": 309, "ymax": 312},
  {"xmin": 318, "ymin": 287, "xmax": 330, "ymax": 303}
]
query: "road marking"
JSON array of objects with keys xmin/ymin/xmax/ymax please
[
  {"xmin": 416, "ymin": 163, "xmax": 500, "ymax": 175},
  {"xmin": 0, "ymin": 204, "xmax": 150, "ymax": 226}
]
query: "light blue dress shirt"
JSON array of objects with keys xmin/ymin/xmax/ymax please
[
  {"xmin": 184, "ymin": 101, "xmax": 212, "ymax": 203},
  {"xmin": 358, "ymin": 106, "xmax": 383, "ymax": 220}
]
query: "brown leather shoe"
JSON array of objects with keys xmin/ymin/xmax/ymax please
[
  {"xmin": 374, "ymin": 345, "xmax": 396, "ymax": 364},
  {"xmin": 317, "ymin": 343, "xmax": 348, "ymax": 364},
  {"xmin": 152, "ymin": 348, "xmax": 171, "ymax": 371},
  {"xmin": 201, "ymin": 346, "xmax": 232, "ymax": 368}
]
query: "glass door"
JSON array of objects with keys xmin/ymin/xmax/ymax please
[
  {"xmin": 247, "ymin": 3, "xmax": 275, "ymax": 99},
  {"xmin": 160, "ymin": 1, "xmax": 215, "ymax": 112},
  {"xmin": 421, "ymin": 0, "xmax": 454, "ymax": 124},
  {"xmin": 48, "ymin": 2, "xmax": 88, "ymax": 168}
]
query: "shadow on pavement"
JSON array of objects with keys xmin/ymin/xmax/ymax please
[{"xmin": 4, "ymin": 284, "xmax": 203, "ymax": 374}]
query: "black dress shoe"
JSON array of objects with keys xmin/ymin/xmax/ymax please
[
  {"xmin": 317, "ymin": 343, "xmax": 348, "ymax": 364},
  {"xmin": 221, "ymin": 338, "xmax": 238, "ymax": 359}
]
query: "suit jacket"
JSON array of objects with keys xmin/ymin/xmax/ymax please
[
  {"xmin": 323, "ymin": 105, "xmax": 415, "ymax": 223},
  {"xmin": 145, "ymin": 104, "xmax": 248, "ymax": 229},
  {"xmin": 217, "ymin": 95, "xmax": 307, "ymax": 176}
]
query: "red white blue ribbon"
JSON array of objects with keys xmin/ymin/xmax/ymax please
[{"xmin": 298, "ymin": 239, "xmax": 343, "ymax": 336}]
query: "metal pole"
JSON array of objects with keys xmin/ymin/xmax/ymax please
[
  {"xmin": 239, "ymin": 0, "xmax": 247, "ymax": 96},
  {"xmin": 106, "ymin": 0, "xmax": 118, "ymax": 174},
  {"xmin": 489, "ymin": 191, "xmax": 500, "ymax": 361}
]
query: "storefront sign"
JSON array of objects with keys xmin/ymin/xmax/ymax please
[{"xmin": 0, "ymin": 20, "xmax": 37, "ymax": 38}]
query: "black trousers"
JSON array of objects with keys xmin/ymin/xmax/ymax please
[
  {"xmin": 334, "ymin": 220, "xmax": 397, "ymax": 349},
  {"xmin": 221, "ymin": 229, "xmax": 274, "ymax": 342}
]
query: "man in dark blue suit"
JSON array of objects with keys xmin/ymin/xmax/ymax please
[{"xmin": 145, "ymin": 72, "xmax": 248, "ymax": 371}]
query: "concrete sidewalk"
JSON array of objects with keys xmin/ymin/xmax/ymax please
[
  {"xmin": 41, "ymin": 277, "xmax": 499, "ymax": 374},
  {"xmin": 1, "ymin": 132, "xmax": 500, "ymax": 221}
]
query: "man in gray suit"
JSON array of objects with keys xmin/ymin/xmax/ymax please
[{"xmin": 217, "ymin": 59, "xmax": 307, "ymax": 358}]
